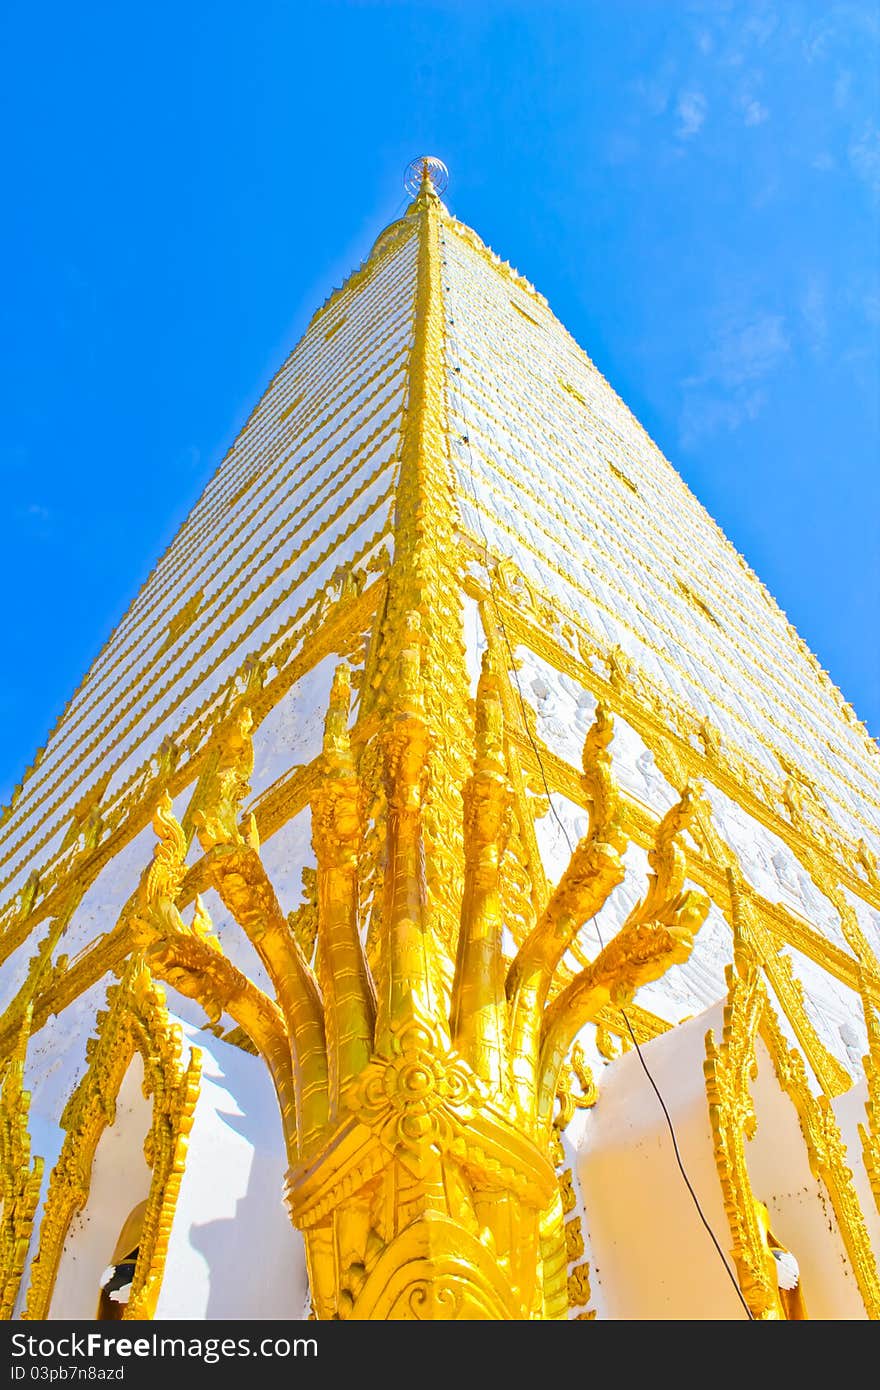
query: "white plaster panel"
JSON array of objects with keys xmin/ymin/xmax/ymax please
[
  {"xmin": 248, "ymin": 654, "xmax": 339, "ymax": 803},
  {"xmin": 747, "ymin": 1033, "xmax": 866, "ymax": 1318},
  {"xmin": 462, "ymin": 595, "xmax": 486, "ymax": 698},
  {"xmin": 579, "ymin": 1003, "xmax": 870, "ymax": 1318},
  {"xmin": 577, "ymin": 1004, "xmax": 747, "ymax": 1319},
  {"xmin": 47, "ymin": 1055, "xmax": 153, "ymax": 1319},
  {"xmin": 25, "ymin": 975, "xmax": 118, "ymax": 1122},
  {"xmin": 155, "ymin": 1024, "xmax": 309, "ymax": 1320},
  {"xmin": 258, "ymin": 809, "xmax": 315, "ymax": 920},
  {"xmin": 704, "ymin": 781, "xmax": 853, "ymax": 955},
  {"xmin": 831, "ymin": 1079, "xmax": 880, "ymax": 1265},
  {"xmin": 780, "ymin": 944, "xmax": 865, "ymax": 1077}
]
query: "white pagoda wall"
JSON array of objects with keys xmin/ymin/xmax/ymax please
[
  {"xmin": 440, "ymin": 214, "xmax": 880, "ymax": 861},
  {"xmin": 0, "ymin": 217, "xmax": 417, "ymax": 916}
]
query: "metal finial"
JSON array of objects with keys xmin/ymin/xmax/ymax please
[{"xmin": 403, "ymin": 156, "xmax": 449, "ymax": 199}]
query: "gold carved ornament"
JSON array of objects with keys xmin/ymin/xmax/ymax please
[
  {"xmin": 860, "ymin": 988, "xmax": 880, "ymax": 1216},
  {"xmin": 480, "ymin": 591, "xmax": 874, "ymax": 1097},
  {"xmin": 705, "ymin": 919, "xmax": 880, "ymax": 1319},
  {"xmin": 130, "ymin": 613, "xmax": 707, "ymax": 1319},
  {"xmin": 704, "ymin": 951, "xmax": 792, "ymax": 1320},
  {"xmin": 8, "ymin": 163, "xmax": 708, "ymax": 1323},
  {"xmin": 0, "ymin": 892, "xmax": 86, "ymax": 1320},
  {"xmin": 0, "ymin": 1008, "xmax": 43, "ymax": 1319},
  {"xmin": 814, "ymin": 882, "xmax": 880, "ymax": 1215},
  {"xmin": 552, "ymin": 1048, "xmax": 597, "ymax": 1319},
  {"xmin": 481, "ymin": 556, "xmax": 879, "ymax": 916},
  {"xmin": 23, "ymin": 958, "xmax": 200, "ymax": 1320},
  {"xmin": 120, "ymin": 172, "xmax": 711, "ymax": 1318},
  {"xmin": 757, "ymin": 1001, "xmax": 880, "ymax": 1319}
]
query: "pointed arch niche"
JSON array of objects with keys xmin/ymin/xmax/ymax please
[
  {"xmin": 23, "ymin": 960, "xmax": 200, "ymax": 1320},
  {"xmin": 705, "ymin": 958, "xmax": 880, "ymax": 1320}
]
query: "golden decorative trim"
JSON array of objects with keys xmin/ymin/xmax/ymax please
[
  {"xmin": 461, "ymin": 531, "xmax": 879, "ymax": 848},
  {"xmin": 3, "ymin": 172, "xmax": 878, "ymax": 1326},
  {"xmin": 704, "ymin": 959, "xmax": 785, "ymax": 1319},
  {"xmin": 23, "ymin": 959, "xmax": 200, "ymax": 1320},
  {"xmin": 760, "ymin": 1004, "xmax": 880, "ymax": 1319},
  {"xmin": 859, "ymin": 990, "xmax": 880, "ymax": 1217},
  {"xmin": 361, "ymin": 181, "xmax": 472, "ymax": 961},
  {"xmin": 567, "ymin": 1262, "xmax": 595, "ymax": 1315},
  {"xmin": 477, "ymin": 568, "xmax": 879, "ymax": 913},
  {"xmin": 3, "ymin": 219, "xmax": 417, "ymax": 833},
  {"xmin": 760, "ymin": 942, "xmax": 852, "ymax": 1097},
  {"xmin": 122, "ymin": 520, "xmax": 699, "ymax": 1319},
  {"xmin": 510, "ymin": 718, "xmax": 873, "ymax": 1035},
  {"xmin": 450, "ymin": 404, "xmax": 875, "ymax": 810},
  {"xmin": 442, "ymin": 223, "xmax": 876, "ymax": 790},
  {"xmin": 478, "ymin": 595, "xmax": 671, "ymax": 1044},
  {"xmin": 0, "ymin": 566, "xmax": 385, "ymax": 963},
  {"xmin": 0, "ymin": 462, "xmax": 396, "ymax": 888},
  {"xmin": 0, "ymin": 1009, "xmax": 43, "ymax": 1319}
]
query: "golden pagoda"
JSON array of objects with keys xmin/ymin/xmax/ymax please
[{"xmin": 1, "ymin": 158, "xmax": 878, "ymax": 1321}]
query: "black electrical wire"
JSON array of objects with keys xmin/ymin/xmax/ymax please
[{"xmin": 443, "ymin": 288, "xmax": 753, "ymax": 1318}]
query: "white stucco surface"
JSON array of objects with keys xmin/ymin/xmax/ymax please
[
  {"xmin": 154, "ymin": 1024, "xmax": 309, "ymax": 1320},
  {"xmin": 576, "ymin": 1002, "xmax": 871, "ymax": 1319},
  {"xmin": 47, "ymin": 1055, "xmax": 154, "ymax": 1320}
]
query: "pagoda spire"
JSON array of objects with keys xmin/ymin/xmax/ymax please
[{"xmin": 364, "ymin": 156, "xmax": 471, "ymax": 991}]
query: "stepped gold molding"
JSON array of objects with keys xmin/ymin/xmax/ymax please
[
  {"xmin": 471, "ymin": 565, "xmax": 879, "ymax": 912},
  {"xmin": 23, "ymin": 959, "xmax": 200, "ymax": 1320},
  {"xmin": 760, "ymin": 1004, "xmax": 880, "ymax": 1319},
  {"xmin": 308, "ymin": 210, "xmax": 417, "ymax": 330},
  {"xmin": 488, "ymin": 542, "xmax": 877, "ymax": 844},
  {"xmin": 859, "ymin": 988, "xmax": 880, "ymax": 1217},
  {"xmin": 454, "ymin": 343, "xmax": 873, "ymax": 762},
  {"xmin": 444, "ymin": 212, "xmax": 875, "ymax": 778},
  {"xmin": 54, "ymin": 383, "xmax": 402, "ymax": 733},
  {"xmin": 1, "ymin": 394, "xmax": 396, "ymax": 846},
  {"xmin": 0, "ymin": 474, "xmax": 394, "ymax": 890},
  {"xmin": 0, "ymin": 1008, "xmax": 43, "ymax": 1319},
  {"xmin": 443, "ymin": 212, "xmax": 548, "ymax": 309},
  {"xmin": 452, "ymin": 393, "xmax": 860, "ymax": 782},
  {"xmin": 0, "ymin": 566, "xmax": 385, "ymax": 961},
  {"xmin": 704, "ymin": 957, "xmax": 788, "ymax": 1319},
  {"xmin": 3, "ymin": 224, "xmax": 418, "ymax": 832},
  {"xmin": 42, "ymin": 428, "xmax": 390, "ymax": 778},
  {"xmin": 2, "ymin": 178, "xmax": 878, "ymax": 1324},
  {"xmin": 9, "ymin": 536, "xmax": 871, "ymax": 1085}
]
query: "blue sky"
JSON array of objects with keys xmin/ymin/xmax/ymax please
[{"xmin": 1, "ymin": 0, "xmax": 878, "ymax": 802}]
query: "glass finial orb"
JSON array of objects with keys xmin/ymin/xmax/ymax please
[{"xmin": 404, "ymin": 156, "xmax": 449, "ymax": 199}]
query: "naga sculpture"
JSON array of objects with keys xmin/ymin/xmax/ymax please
[{"xmin": 129, "ymin": 613, "xmax": 708, "ymax": 1319}]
